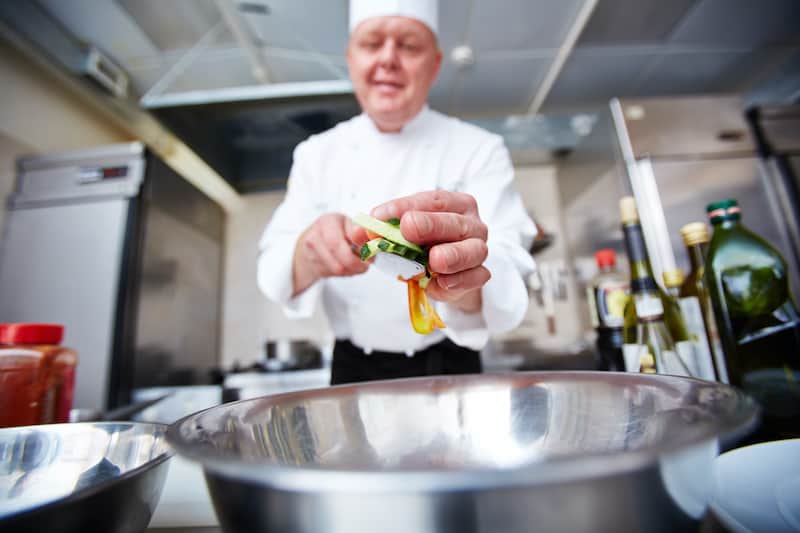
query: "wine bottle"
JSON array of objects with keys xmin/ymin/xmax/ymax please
[
  {"xmin": 705, "ymin": 199, "xmax": 800, "ymax": 440},
  {"xmin": 679, "ymin": 222, "xmax": 728, "ymax": 382},
  {"xmin": 587, "ymin": 249, "xmax": 628, "ymax": 371},
  {"xmin": 627, "ymin": 279, "xmax": 692, "ymax": 377},
  {"xmin": 619, "ymin": 197, "xmax": 694, "ymax": 375},
  {"xmin": 619, "ymin": 197, "xmax": 690, "ymax": 344},
  {"xmin": 663, "ymin": 267, "xmax": 718, "ymax": 381}
]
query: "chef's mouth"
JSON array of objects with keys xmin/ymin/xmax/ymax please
[{"xmin": 371, "ymin": 80, "xmax": 405, "ymax": 90}]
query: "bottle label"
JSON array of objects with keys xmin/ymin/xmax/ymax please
[
  {"xmin": 634, "ymin": 296, "xmax": 664, "ymax": 318},
  {"xmin": 622, "ymin": 343, "xmax": 693, "ymax": 377},
  {"xmin": 589, "ymin": 280, "xmax": 629, "ymax": 328},
  {"xmin": 622, "ymin": 343, "xmax": 645, "ymax": 373},
  {"xmin": 678, "ymin": 297, "xmax": 718, "ymax": 381},
  {"xmin": 674, "ymin": 340, "xmax": 699, "ymax": 378}
]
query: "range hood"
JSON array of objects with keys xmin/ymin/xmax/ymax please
[{"xmin": 2, "ymin": 0, "xmax": 797, "ymax": 194}]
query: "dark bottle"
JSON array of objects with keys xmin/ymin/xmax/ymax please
[
  {"xmin": 705, "ymin": 199, "xmax": 800, "ymax": 440},
  {"xmin": 587, "ymin": 249, "xmax": 628, "ymax": 371}
]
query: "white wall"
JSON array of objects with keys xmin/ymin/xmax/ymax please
[
  {"xmin": 221, "ymin": 192, "xmax": 332, "ymax": 367},
  {"xmin": 0, "ymin": 40, "xmax": 131, "ymax": 235},
  {"xmin": 507, "ymin": 166, "xmax": 587, "ymax": 351}
]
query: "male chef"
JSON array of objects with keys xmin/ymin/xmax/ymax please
[{"xmin": 257, "ymin": 0, "xmax": 536, "ymax": 384}]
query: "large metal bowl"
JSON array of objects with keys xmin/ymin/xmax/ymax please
[
  {"xmin": 168, "ymin": 372, "xmax": 757, "ymax": 533},
  {"xmin": 0, "ymin": 422, "xmax": 172, "ymax": 533}
]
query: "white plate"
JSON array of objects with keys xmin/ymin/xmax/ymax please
[{"xmin": 711, "ymin": 439, "xmax": 800, "ymax": 533}]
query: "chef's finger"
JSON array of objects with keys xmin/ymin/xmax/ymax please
[
  {"xmin": 345, "ymin": 217, "xmax": 371, "ymax": 246},
  {"xmin": 401, "ymin": 212, "xmax": 488, "ymax": 246},
  {"xmin": 326, "ymin": 222, "xmax": 368, "ymax": 275},
  {"xmin": 372, "ymin": 190, "xmax": 479, "ymax": 220},
  {"xmin": 427, "ymin": 238, "xmax": 489, "ymax": 274},
  {"xmin": 427, "ymin": 266, "xmax": 491, "ymax": 300}
]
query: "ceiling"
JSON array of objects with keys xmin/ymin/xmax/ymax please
[{"xmin": 3, "ymin": 0, "xmax": 799, "ymax": 191}]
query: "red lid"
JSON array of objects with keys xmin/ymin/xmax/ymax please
[
  {"xmin": 0, "ymin": 323, "xmax": 64, "ymax": 345},
  {"xmin": 595, "ymin": 249, "xmax": 616, "ymax": 268}
]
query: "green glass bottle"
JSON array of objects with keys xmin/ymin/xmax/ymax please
[
  {"xmin": 679, "ymin": 222, "xmax": 728, "ymax": 383},
  {"xmin": 619, "ymin": 197, "xmax": 690, "ymax": 345},
  {"xmin": 705, "ymin": 199, "xmax": 800, "ymax": 440}
]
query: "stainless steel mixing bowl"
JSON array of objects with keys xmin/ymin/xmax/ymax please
[
  {"xmin": 0, "ymin": 422, "xmax": 172, "ymax": 533},
  {"xmin": 168, "ymin": 372, "xmax": 757, "ymax": 533}
]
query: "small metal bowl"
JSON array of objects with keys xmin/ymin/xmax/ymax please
[
  {"xmin": 0, "ymin": 422, "xmax": 172, "ymax": 533},
  {"xmin": 168, "ymin": 372, "xmax": 758, "ymax": 533}
]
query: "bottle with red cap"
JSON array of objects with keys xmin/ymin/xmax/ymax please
[
  {"xmin": 586, "ymin": 249, "xmax": 629, "ymax": 370},
  {"xmin": 0, "ymin": 323, "xmax": 78, "ymax": 427}
]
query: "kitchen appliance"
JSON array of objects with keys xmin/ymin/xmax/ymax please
[
  {"xmin": 0, "ymin": 422, "xmax": 172, "ymax": 533},
  {"xmin": 557, "ymin": 96, "xmax": 800, "ymax": 341},
  {"xmin": 168, "ymin": 372, "xmax": 757, "ymax": 533},
  {"xmin": 0, "ymin": 143, "xmax": 225, "ymax": 410}
]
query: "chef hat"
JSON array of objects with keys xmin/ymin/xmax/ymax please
[{"xmin": 349, "ymin": 0, "xmax": 438, "ymax": 36}]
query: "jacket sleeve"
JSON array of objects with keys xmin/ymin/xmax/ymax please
[
  {"xmin": 435, "ymin": 135, "xmax": 536, "ymax": 350},
  {"xmin": 256, "ymin": 140, "xmax": 324, "ymax": 318}
]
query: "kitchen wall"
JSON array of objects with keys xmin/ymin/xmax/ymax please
[
  {"xmin": 221, "ymin": 192, "xmax": 332, "ymax": 368},
  {"xmin": 0, "ymin": 40, "xmax": 132, "ymax": 236},
  {"xmin": 500, "ymin": 165, "xmax": 587, "ymax": 352},
  {"xmin": 219, "ymin": 163, "xmax": 587, "ymax": 367}
]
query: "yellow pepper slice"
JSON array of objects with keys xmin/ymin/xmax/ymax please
[{"xmin": 404, "ymin": 274, "xmax": 446, "ymax": 335}]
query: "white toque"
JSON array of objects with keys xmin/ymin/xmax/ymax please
[{"xmin": 349, "ymin": 0, "xmax": 438, "ymax": 36}]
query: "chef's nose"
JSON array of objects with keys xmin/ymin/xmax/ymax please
[{"xmin": 377, "ymin": 39, "xmax": 400, "ymax": 69}]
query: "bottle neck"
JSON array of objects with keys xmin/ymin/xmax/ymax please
[
  {"xmin": 622, "ymin": 221, "xmax": 656, "ymax": 290},
  {"xmin": 686, "ymin": 242, "xmax": 707, "ymax": 272},
  {"xmin": 711, "ymin": 216, "xmax": 740, "ymax": 231}
]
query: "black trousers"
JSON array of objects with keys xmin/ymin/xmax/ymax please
[{"xmin": 331, "ymin": 339, "xmax": 482, "ymax": 385}]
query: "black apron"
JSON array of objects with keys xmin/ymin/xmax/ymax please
[{"xmin": 331, "ymin": 338, "xmax": 482, "ymax": 385}]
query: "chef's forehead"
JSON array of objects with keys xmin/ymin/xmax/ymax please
[{"xmin": 350, "ymin": 16, "xmax": 438, "ymax": 43}]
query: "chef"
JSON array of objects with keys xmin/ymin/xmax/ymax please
[{"xmin": 257, "ymin": 0, "xmax": 536, "ymax": 385}]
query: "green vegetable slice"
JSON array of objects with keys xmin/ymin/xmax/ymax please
[{"xmin": 352, "ymin": 213, "xmax": 424, "ymax": 254}]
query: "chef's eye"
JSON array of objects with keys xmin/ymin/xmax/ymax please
[
  {"xmin": 401, "ymin": 42, "xmax": 421, "ymax": 52},
  {"xmin": 360, "ymin": 39, "xmax": 382, "ymax": 50}
]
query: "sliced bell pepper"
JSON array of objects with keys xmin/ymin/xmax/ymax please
[{"xmin": 404, "ymin": 273, "xmax": 445, "ymax": 335}]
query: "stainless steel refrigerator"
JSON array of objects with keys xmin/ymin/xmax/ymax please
[
  {"xmin": 558, "ymin": 96, "xmax": 800, "ymax": 339},
  {"xmin": 0, "ymin": 143, "xmax": 224, "ymax": 410}
]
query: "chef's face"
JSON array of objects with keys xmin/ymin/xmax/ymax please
[{"xmin": 347, "ymin": 16, "xmax": 442, "ymax": 132}]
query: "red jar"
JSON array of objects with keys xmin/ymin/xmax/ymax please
[{"xmin": 0, "ymin": 323, "xmax": 78, "ymax": 427}]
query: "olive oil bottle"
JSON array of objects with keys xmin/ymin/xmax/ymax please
[
  {"xmin": 705, "ymin": 199, "xmax": 800, "ymax": 440},
  {"xmin": 664, "ymin": 267, "xmax": 718, "ymax": 381},
  {"xmin": 679, "ymin": 222, "xmax": 728, "ymax": 382}
]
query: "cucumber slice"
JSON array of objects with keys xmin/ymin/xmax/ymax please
[
  {"xmin": 360, "ymin": 238, "xmax": 385, "ymax": 261},
  {"xmin": 352, "ymin": 213, "xmax": 424, "ymax": 254}
]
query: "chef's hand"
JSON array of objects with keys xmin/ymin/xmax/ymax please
[
  {"xmin": 293, "ymin": 213, "xmax": 368, "ymax": 296},
  {"xmin": 349, "ymin": 190, "xmax": 489, "ymax": 313}
]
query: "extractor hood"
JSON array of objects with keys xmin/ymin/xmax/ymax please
[{"xmin": 2, "ymin": 0, "xmax": 797, "ymax": 194}]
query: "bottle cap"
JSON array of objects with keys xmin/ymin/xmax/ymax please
[
  {"xmin": 706, "ymin": 199, "xmax": 741, "ymax": 224},
  {"xmin": 619, "ymin": 196, "xmax": 639, "ymax": 224},
  {"xmin": 662, "ymin": 268, "xmax": 685, "ymax": 288},
  {"xmin": 595, "ymin": 249, "xmax": 616, "ymax": 268},
  {"xmin": 680, "ymin": 222, "xmax": 710, "ymax": 246},
  {"xmin": 0, "ymin": 323, "xmax": 64, "ymax": 345}
]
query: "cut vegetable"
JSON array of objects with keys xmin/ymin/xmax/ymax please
[
  {"xmin": 406, "ymin": 275, "xmax": 445, "ymax": 334},
  {"xmin": 352, "ymin": 213, "xmax": 424, "ymax": 254},
  {"xmin": 353, "ymin": 213, "xmax": 444, "ymax": 335}
]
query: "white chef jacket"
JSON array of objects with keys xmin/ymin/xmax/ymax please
[{"xmin": 257, "ymin": 105, "xmax": 536, "ymax": 354}]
